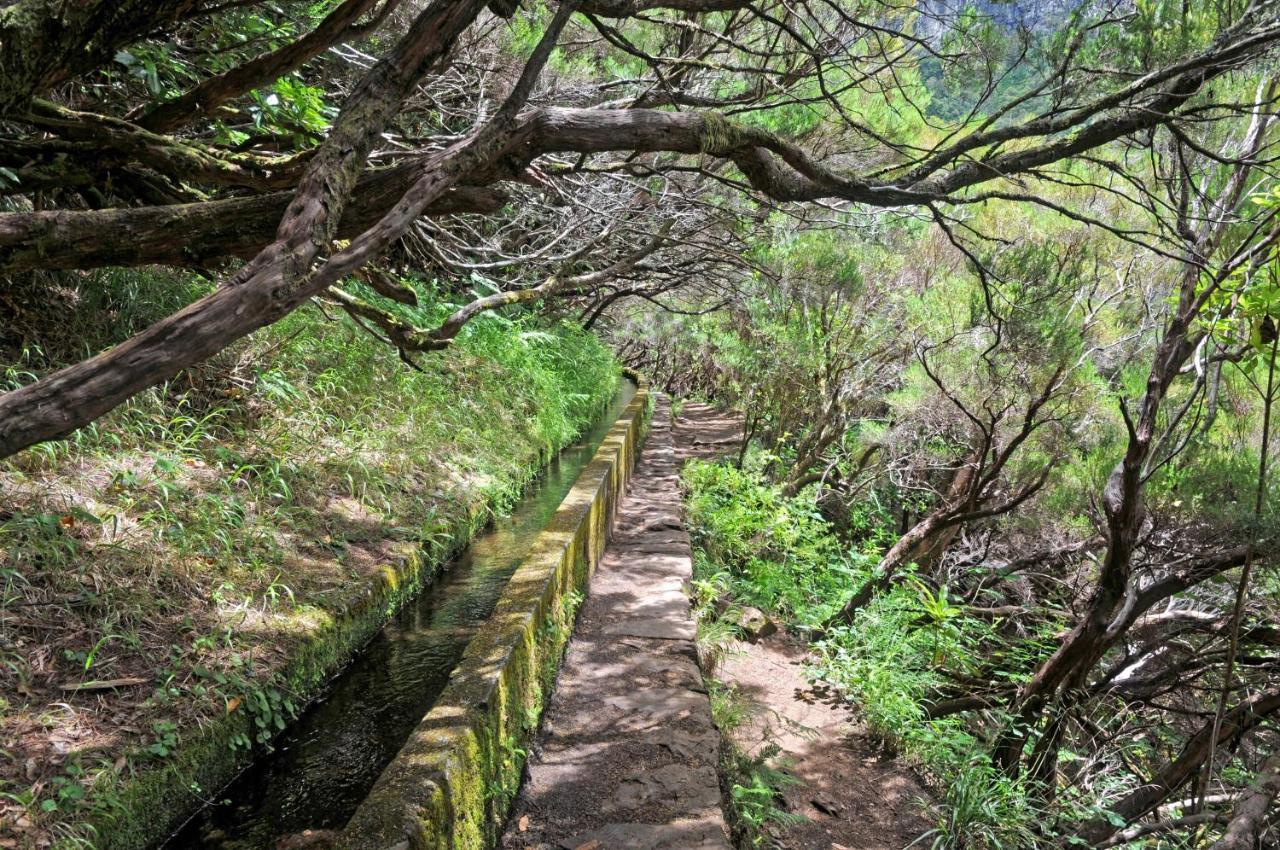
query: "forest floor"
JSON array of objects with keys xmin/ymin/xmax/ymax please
[
  {"xmin": 715, "ymin": 634, "xmax": 931, "ymax": 849},
  {"xmin": 674, "ymin": 402, "xmax": 932, "ymax": 850}
]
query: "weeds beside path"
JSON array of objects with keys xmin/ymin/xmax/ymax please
[
  {"xmin": 715, "ymin": 633, "xmax": 930, "ymax": 849},
  {"xmin": 675, "ymin": 402, "xmax": 931, "ymax": 850}
]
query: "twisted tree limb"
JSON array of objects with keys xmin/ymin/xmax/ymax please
[
  {"xmin": 1208, "ymin": 753, "xmax": 1280, "ymax": 850},
  {"xmin": 1075, "ymin": 689, "xmax": 1280, "ymax": 845}
]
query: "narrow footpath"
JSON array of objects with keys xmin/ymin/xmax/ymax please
[
  {"xmin": 500, "ymin": 397, "xmax": 929, "ymax": 850},
  {"xmin": 500, "ymin": 395, "xmax": 732, "ymax": 850},
  {"xmin": 712, "ymin": 636, "xmax": 930, "ymax": 849},
  {"xmin": 676, "ymin": 402, "xmax": 931, "ymax": 850}
]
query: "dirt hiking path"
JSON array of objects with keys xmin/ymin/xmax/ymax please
[
  {"xmin": 715, "ymin": 634, "xmax": 931, "ymax": 849},
  {"xmin": 676, "ymin": 401, "xmax": 932, "ymax": 850}
]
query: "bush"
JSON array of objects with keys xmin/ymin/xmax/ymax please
[{"xmin": 682, "ymin": 458, "xmax": 868, "ymax": 626}]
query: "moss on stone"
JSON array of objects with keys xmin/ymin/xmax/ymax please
[
  {"xmin": 339, "ymin": 380, "xmax": 651, "ymax": 850},
  {"xmin": 54, "ymin": 392, "xmax": 625, "ymax": 850}
]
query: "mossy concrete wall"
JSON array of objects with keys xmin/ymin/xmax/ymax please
[
  {"xmin": 338, "ymin": 379, "xmax": 652, "ymax": 850},
  {"xmin": 78, "ymin": 503, "xmax": 493, "ymax": 850}
]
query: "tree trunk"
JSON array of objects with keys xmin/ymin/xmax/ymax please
[
  {"xmin": 1073, "ymin": 689, "xmax": 1280, "ymax": 845},
  {"xmin": 1208, "ymin": 754, "xmax": 1280, "ymax": 850},
  {"xmin": 0, "ymin": 0, "xmax": 490, "ymax": 458},
  {"xmin": 995, "ymin": 303, "xmax": 1199, "ymax": 771},
  {"xmin": 0, "ymin": 175, "xmax": 503, "ymax": 272}
]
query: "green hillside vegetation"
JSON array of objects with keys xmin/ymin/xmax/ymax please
[{"xmin": 4, "ymin": 0, "xmax": 1280, "ymax": 847}]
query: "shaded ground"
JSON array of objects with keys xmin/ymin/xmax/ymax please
[
  {"xmin": 717, "ymin": 635, "xmax": 931, "ymax": 849},
  {"xmin": 0, "ymin": 321, "xmax": 618, "ymax": 848},
  {"xmin": 676, "ymin": 401, "xmax": 932, "ymax": 850},
  {"xmin": 501, "ymin": 395, "xmax": 732, "ymax": 850},
  {"xmin": 672, "ymin": 401, "xmax": 743, "ymax": 466}
]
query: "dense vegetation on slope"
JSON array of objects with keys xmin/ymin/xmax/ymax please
[
  {"xmin": 651, "ymin": 193, "xmax": 1280, "ymax": 847},
  {"xmin": 0, "ymin": 270, "xmax": 617, "ymax": 847}
]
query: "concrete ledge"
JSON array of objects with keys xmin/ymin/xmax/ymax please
[
  {"xmin": 80, "ymin": 507, "xmax": 487, "ymax": 850},
  {"xmin": 339, "ymin": 378, "xmax": 652, "ymax": 850}
]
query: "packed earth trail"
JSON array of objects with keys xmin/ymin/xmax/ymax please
[
  {"xmin": 675, "ymin": 402, "xmax": 931, "ymax": 850},
  {"xmin": 712, "ymin": 635, "xmax": 931, "ymax": 849}
]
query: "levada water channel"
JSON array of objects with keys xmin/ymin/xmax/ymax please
[{"xmin": 159, "ymin": 379, "xmax": 637, "ymax": 849}]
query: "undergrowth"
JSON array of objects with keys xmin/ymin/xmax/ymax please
[
  {"xmin": 683, "ymin": 458, "xmax": 878, "ymax": 627},
  {"xmin": 683, "ymin": 455, "xmax": 1069, "ymax": 850},
  {"xmin": 707, "ymin": 680, "xmax": 805, "ymax": 849}
]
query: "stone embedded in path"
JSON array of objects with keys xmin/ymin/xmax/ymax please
[
  {"xmin": 601, "ymin": 617, "xmax": 696, "ymax": 640},
  {"xmin": 733, "ymin": 605, "xmax": 778, "ymax": 641},
  {"xmin": 499, "ymin": 395, "xmax": 732, "ymax": 850},
  {"xmin": 558, "ymin": 820, "xmax": 730, "ymax": 850}
]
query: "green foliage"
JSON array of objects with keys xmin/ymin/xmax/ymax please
[
  {"xmin": 685, "ymin": 458, "xmax": 1062, "ymax": 849},
  {"xmin": 725, "ymin": 744, "xmax": 806, "ymax": 847},
  {"xmin": 683, "ymin": 458, "xmax": 870, "ymax": 625},
  {"xmin": 921, "ymin": 755, "xmax": 1045, "ymax": 850},
  {"xmin": 1, "ymin": 265, "xmax": 620, "ymax": 836},
  {"xmin": 250, "ymin": 76, "xmax": 334, "ymax": 142},
  {"xmin": 818, "ymin": 590, "xmax": 1050, "ymax": 848}
]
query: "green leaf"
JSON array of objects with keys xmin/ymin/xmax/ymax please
[{"xmin": 144, "ymin": 61, "xmax": 162, "ymax": 96}]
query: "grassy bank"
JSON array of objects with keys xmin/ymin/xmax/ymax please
[{"xmin": 0, "ymin": 269, "xmax": 619, "ymax": 849}]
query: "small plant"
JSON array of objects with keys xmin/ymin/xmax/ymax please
[
  {"xmin": 190, "ymin": 664, "xmax": 298, "ymax": 750},
  {"xmin": 145, "ymin": 720, "xmax": 179, "ymax": 759},
  {"xmin": 708, "ymin": 680, "xmax": 754, "ymax": 735},
  {"xmin": 261, "ymin": 572, "xmax": 295, "ymax": 610},
  {"xmin": 485, "ymin": 733, "xmax": 529, "ymax": 806},
  {"xmin": 39, "ymin": 762, "xmax": 89, "ymax": 814},
  {"xmin": 725, "ymin": 744, "xmax": 805, "ymax": 847},
  {"xmin": 908, "ymin": 578, "xmax": 962, "ymax": 666},
  {"xmin": 917, "ymin": 755, "xmax": 1045, "ymax": 850}
]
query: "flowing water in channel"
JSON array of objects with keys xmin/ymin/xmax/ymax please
[{"xmin": 162, "ymin": 380, "xmax": 636, "ymax": 849}]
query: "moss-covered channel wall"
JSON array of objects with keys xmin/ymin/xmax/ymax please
[
  {"xmin": 79, "ymin": 511, "xmax": 491, "ymax": 850},
  {"xmin": 338, "ymin": 379, "xmax": 651, "ymax": 850},
  {"xmin": 59, "ymin": 385, "xmax": 634, "ymax": 850}
]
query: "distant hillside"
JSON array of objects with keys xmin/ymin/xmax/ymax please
[
  {"xmin": 916, "ymin": 0, "xmax": 1079, "ymax": 37},
  {"xmin": 914, "ymin": 0, "xmax": 1079, "ymax": 120}
]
